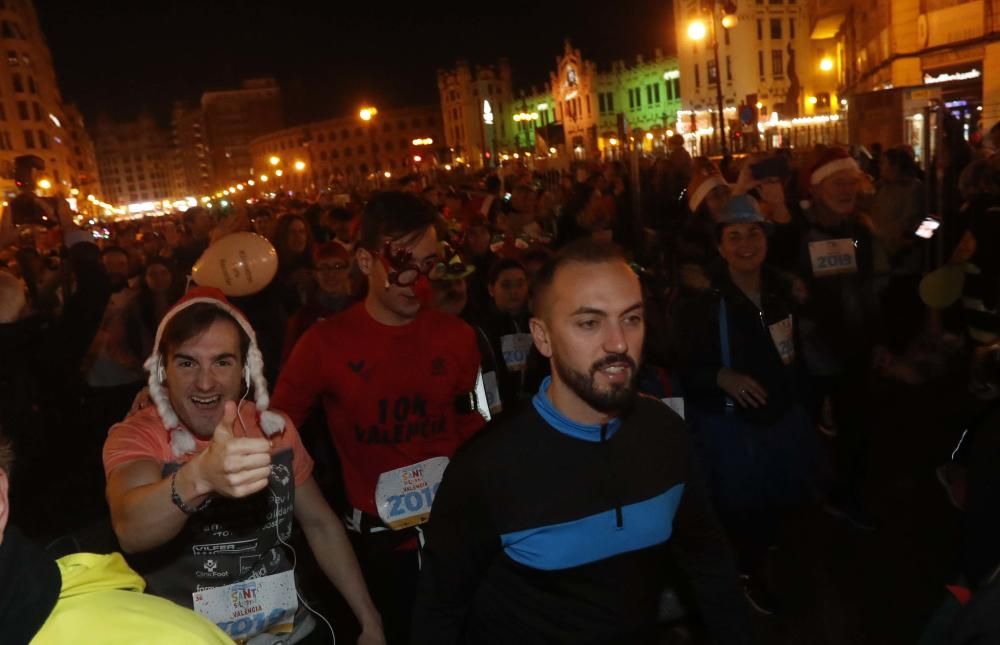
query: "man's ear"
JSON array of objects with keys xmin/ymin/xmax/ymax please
[
  {"xmin": 529, "ymin": 316, "xmax": 553, "ymax": 358},
  {"xmin": 355, "ymin": 247, "xmax": 374, "ymax": 277},
  {"xmin": 0, "ymin": 470, "xmax": 9, "ymax": 544}
]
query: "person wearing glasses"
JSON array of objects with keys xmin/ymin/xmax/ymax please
[
  {"xmin": 281, "ymin": 241, "xmax": 354, "ymax": 364},
  {"xmin": 273, "ymin": 191, "xmax": 485, "ymax": 644}
]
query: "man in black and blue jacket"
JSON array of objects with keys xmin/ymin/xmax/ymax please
[{"xmin": 413, "ymin": 239, "xmax": 749, "ymax": 644}]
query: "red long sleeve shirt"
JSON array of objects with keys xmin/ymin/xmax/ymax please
[{"xmin": 272, "ymin": 302, "xmax": 484, "ymax": 517}]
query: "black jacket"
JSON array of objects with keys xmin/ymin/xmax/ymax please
[
  {"xmin": 412, "ymin": 389, "xmax": 749, "ymax": 645},
  {"xmin": 673, "ymin": 266, "xmax": 807, "ymax": 426}
]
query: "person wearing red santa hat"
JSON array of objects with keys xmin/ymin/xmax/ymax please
[
  {"xmin": 103, "ymin": 286, "xmax": 385, "ymax": 644},
  {"xmin": 795, "ymin": 146, "xmax": 883, "ymax": 531}
]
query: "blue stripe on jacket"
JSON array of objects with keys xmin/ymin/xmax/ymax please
[{"xmin": 500, "ymin": 484, "xmax": 685, "ymax": 571}]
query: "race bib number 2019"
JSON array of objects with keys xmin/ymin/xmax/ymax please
[
  {"xmin": 375, "ymin": 457, "xmax": 450, "ymax": 530},
  {"xmin": 808, "ymin": 239, "xmax": 857, "ymax": 277},
  {"xmin": 192, "ymin": 569, "xmax": 297, "ymax": 640}
]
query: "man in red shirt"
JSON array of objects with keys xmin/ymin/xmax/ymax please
[{"xmin": 273, "ymin": 191, "xmax": 485, "ymax": 644}]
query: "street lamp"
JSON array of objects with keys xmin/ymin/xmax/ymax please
[
  {"xmin": 688, "ymin": 1, "xmax": 738, "ymax": 155},
  {"xmin": 819, "ymin": 56, "xmax": 834, "ymax": 72},
  {"xmin": 358, "ymin": 105, "xmax": 379, "ymax": 183},
  {"xmin": 269, "ymin": 156, "xmax": 280, "ymax": 166},
  {"xmin": 294, "ymin": 160, "xmax": 306, "ymax": 171}
]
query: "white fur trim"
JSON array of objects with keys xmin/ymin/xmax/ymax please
[
  {"xmin": 689, "ymin": 175, "xmax": 727, "ymax": 212},
  {"xmin": 146, "ymin": 294, "xmax": 285, "ymax": 458},
  {"xmin": 810, "ymin": 157, "xmax": 860, "ymax": 186}
]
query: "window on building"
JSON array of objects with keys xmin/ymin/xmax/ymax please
[
  {"xmin": 628, "ymin": 89, "xmax": 634, "ymax": 109},
  {"xmin": 22, "ymin": 128, "xmax": 33, "ymax": 148},
  {"xmin": 12, "ymin": 73, "xmax": 22, "ymax": 93},
  {"xmin": 759, "ymin": 51, "xmax": 766, "ymax": 77},
  {"xmin": 771, "ymin": 19, "xmax": 782, "ymax": 39},
  {"xmin": 757, "ymin": 19, "xmax": 763, "ymax": 40},
  {"xmin": 694, "ymin": 63, "xmax": 701, "ymax": 88},
  {"xmin": 789, "ymin": 19, "xmax": 796, "ymax": 39},
  {"xmin": 769, "ymin": 0, "xmax": 783, "ymax": 4},
  {"xmin": 32, "ymin": 102, "xmax": 40, "ymax": 121},
  {"xmin": 16, "ymin": 101, "xmax": 26, "ymax": 120},
  {"xmin": 654, "ymin": 84, "xmax": 661, "ymax": 102},
  {"xmin": 598, "ymin": 93, "xmax": 605, "ymax": 112},
  {"xmin": 38, "ymin": 130, "xmax": 47, "ymax": 149},
  {"xmin": 672, "ymin": 78, "xmax": 680, "ymax": 99},
  {"xmin": 317, "ymin": 133, "xmax": 325, "ymax": 142},
  {"xmin": 772, "ymin": 49, "xmax": 784, "ymax": 77},
  {"xmin": 634, "ymin": 87, "xmax": 641, "ymax": 107},
  {"xmin": 606, "ymin": 93, "xmax": 614, "ymax": 112},
  {"xmin": 27, "ymin": 76, "xmax": 35, "ymax": 94},
  {"xmin": 331, "ymin": 150, "xmax": 339, "ymax": 159},
  {"xmin": 707, "ymin": 59, "xmax": 718, "ymax": 85},
  {"xmin": 385, "ymin": 140, "xmax": 394, "ymax": 151},
  {"xmin": 397, "ymin": 120, "xmax": 406, "ymax": 130},
  {"xmin": 647, "ymin": 85, "xmax": 653, "ymax": 104},
  {"xmin": 666, "ymin": 81, "xmax": 673, "ymax": 101},
  {"xmin": 726, "ymin": 56, "xmax": 732, "ymax": 81},
  {"xmin": 724, "ymin": 28, "xmax": 730, "ymax": 46},
  {"xmin": 344, "ymin": 147, "xmax": 352, "ymax": 157}
]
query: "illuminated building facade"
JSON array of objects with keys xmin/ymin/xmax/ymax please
[
  {"xmin": 0, "ymin": 1, "xmax": 99, "ymax": 198},
  {"xmin": 171, "ymin": 101, "xmax": 211, "ymax": 199},
  {"xmin": 437, "ymin": 59, "xmax": 512, "ymax": 168},
  {"xmin": 93, "ymin": 113, "xmax": 179, "ymax": 207},
  {"xmin": 249, "ymin": 105, "xmax": 443, "ymax": 189},
  {"xmin": 201, "ymin": 78, "xmax": 283, "ymax": 192},
  {"xmin": 672, "ymin": 0, "xmax": 845, "ymax": 154},
  {"xmin": 811, "ymin": 0, "xmax": 1000, "ymax": 156}
]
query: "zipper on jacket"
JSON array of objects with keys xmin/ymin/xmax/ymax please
[{"xmin": 600, "ymin": 424, "xmax": 624, "ymax": 529}]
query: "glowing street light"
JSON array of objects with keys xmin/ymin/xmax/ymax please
[
  {"xmin": 260, "ymin": 174, "xmax": 269, "ymax": 182},
  {"xmin": 275, "ymin": 169, "xmax": 283, "ymax": 177},
  {"xmin": 819, "ymin": 57, "xmax": 834, "ymax": 72},
  {"xmin": 236, "ymin": 183, "xmax": 244, "ymax": 191},
  {"xmin": 37, "ymin": 178, "xmax": 52, "ymax": 190},
  {"xmin": 645, "ymin": 132, "xmax": 654, "ymax": 141},
  {"xmin": 608, "ymin": 137, "xmax": 618, "ymax": 146},
  {"xmin": 269, "ymin": 156, "xmax": 280, "ymax": 166},
  {"xmin": 248, "ymin": 179, "xmax": 255, "ymax": 186},
  {"xmin": 359, "ymin": 106, "xmax": 377, "ymax": 122},
  {"xmin": 687, "ymin": 19, "xmax": 707, "ymax": 41},
  {"xmin": 721, "ymin": 13, "xmax": 738, "ymax": 29},
  {"xmin": 294, "ymin": 160, "xmax": 306, "ymax": 171}
]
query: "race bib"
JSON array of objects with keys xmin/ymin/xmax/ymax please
[
  {"xmin": 501, "ymin": 333, "xmax": 533, "ymax": 371},
  {"xmin": 661, "ymin": 397, "xmax": 685, "ymax": 420},
  {"xmin": 768, "ymin": 316, "xmax": 795, "ymax": 366},
  {"xmin": 192, "ymin": 569, "xmax": 297, "ymax": 640},
  {"xmin": 375, "ymin": 457, "xmax": 449, "ymax": 530},
  {"xmin": 482, "ymin": 370, "xmax": 502, "ymax": 416},
  {"xmin": 808, "ymin": 239, "xmax": 857, "ymax": 277}
]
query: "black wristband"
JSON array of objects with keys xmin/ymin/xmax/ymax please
[{"xmin": 170, "ymin": 469, "xmax": 211, "ymax": 515}]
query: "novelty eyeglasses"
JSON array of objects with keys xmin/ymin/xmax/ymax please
[{"xmin": 376, "ymin": 238, "xmax": 444, "ymax": 287}]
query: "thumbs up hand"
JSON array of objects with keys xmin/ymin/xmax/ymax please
[{"xmin": 190, "ymin": 401, "xmax": 273, "ymax": 498}]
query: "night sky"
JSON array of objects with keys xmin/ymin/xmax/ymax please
[{"xmin": 35, "ymin": 0, "xmax": 676, "ymax": 127}]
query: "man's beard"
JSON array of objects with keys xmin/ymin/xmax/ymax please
[{"xmin": 554, "ymin": 352, "xmax": 639, "ymax": 415}]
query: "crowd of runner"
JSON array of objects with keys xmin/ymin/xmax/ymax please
[{"xmin": 1, "ymin": 124, "xmax": 999, "ymax": 644}]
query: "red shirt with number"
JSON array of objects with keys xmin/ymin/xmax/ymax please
[{"xmin": 272, "ymin": 302, "xmax": 484, "ymax": 517}]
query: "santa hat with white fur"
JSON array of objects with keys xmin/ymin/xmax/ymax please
[
  {"xmin": 799, "ymin": 147, "xmax": 862, "ymax": 209},
  {"xmin": 144, "ymin": 286, "xmax": 285, "ymax": 458},
  {"xmin": 688, "ymin": 169, "xmax": 729, "ymax": 212}
]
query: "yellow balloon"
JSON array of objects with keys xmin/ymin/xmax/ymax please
[
  {"xmin": 919, "ymin": 264, "xmax": 965, "ymax": 309},
  {"xmin": 192, "ymin": 232, "xmax": 278, "ymax": 297}
]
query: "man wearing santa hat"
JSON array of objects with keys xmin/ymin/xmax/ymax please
[{"xmin": 103, "ymin": 286, "xmax": 385, "ymax": 644}]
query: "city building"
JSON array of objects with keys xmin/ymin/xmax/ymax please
[
  {"xmin": 0, "ymin": 1, "xmax": 101, "ymax": 198},
  {"xmin": 248, "ymin": 104, "xmax": 443, "ymax": 190},
  {"xmin": 437, "ymin": 59, "xmax": 513, "ymax": 169},
  {"xmin": 93, "ymin": 112, "xmax": 179, "ymax": 207},
  {"xmin": 171, "ymin": 101, "xmax": 211, "ymax": 198},
  {"xmin": 63, "ymin": 104, "xmax": 102, "ymax": 202},
  {"xmin": 809, "ymin": 0, "xmax": 1000, "ymax": 159},
  {"xmin": 442, "ymin": 42, "xmax": 682, "ymax": 164},
  {"xmin": 672, "ymin": 0, "xmax": 846, "ymax": 154},
  {"xmin": 201, "ymin": 78, "xmax": 283, "ymax": 192}
]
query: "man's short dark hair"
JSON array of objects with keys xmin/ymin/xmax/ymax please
[
  {"xmin": 159, "ymin": 303, "xmax": 250, "ymax": 364},
  {"xmin": 101, "ymin": 245, "xmax": 128, "ymax": 259},
  {"xmin": 357, "ymin": 191, "xmax": 438, "ymax": 251},
  {"xmin": 488, "ymin": 257, "xmax": 527, "ymax": 286},
  {"xmin": 530, "ymin": 239, "xmax": 627, "ymax": 316}
]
